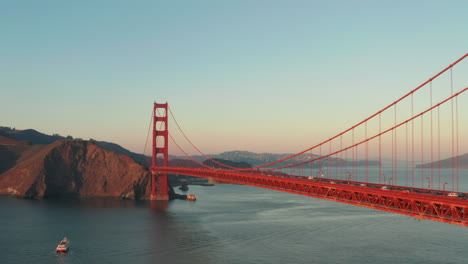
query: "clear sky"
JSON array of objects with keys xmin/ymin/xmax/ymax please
[{"xmin": 1, "ymin": 0, "xmax": 467, "ymax": 156}]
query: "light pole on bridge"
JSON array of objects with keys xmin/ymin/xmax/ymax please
[
  {"xmin": 380, "ymin": 173, "xmax": 386, "ymax": 184},
  {"xmin": 443, "ymin": 182, "xmax": 449, "ymax": 191}
]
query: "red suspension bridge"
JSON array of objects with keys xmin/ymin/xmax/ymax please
[{"xmin": 149, "ymin": 54, "xmax": 468, "ymax": 227}]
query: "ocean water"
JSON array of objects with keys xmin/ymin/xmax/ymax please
[{"xmin": 0, "ymin": 184, "xmax": 467, "ymax": 264}]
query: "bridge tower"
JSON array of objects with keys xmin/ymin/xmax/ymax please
[{"xmin": 150, "ymin": 102, "xmax": 169, "ymax": 200}]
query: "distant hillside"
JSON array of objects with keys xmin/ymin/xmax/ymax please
[
  {"xmin": 90, "ymin": 139, "xmax": 151, "ymax": 168},
  {"xmin": 186, "ymin": 150, "xmax": 379, "ymax": 168},
  {"xmin": 202, "ymin": 158, "xmax": 252, "ymax": 169},
  {"xmin": 0, "ymin": 135, "xmax": 32, "ymax": 174},
  {"xmin": 0, "ymin": 135, "xmax": 30, "ymax": 146},
  {"xmin": 416, "ymin": 153, "xmax": 468, "ymax": 169},
  {"xmin": 167, "ymin": 159, "xmax": 204, "ymax": 168},
  {"xmin": 0, "ymin": 126, "xmax": 68, "ymax": 144},
  {"xmin": 0, "ymin": 126, "xmax": 152, "ymax": 167}
]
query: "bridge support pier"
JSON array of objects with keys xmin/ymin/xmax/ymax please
[
  {"xmin": 150, "ymin": 102, "xmax": 169, "ymax": 201},
  {"xmin": 151, "ymin": 172, "xmax": 169, "ymax": 200}
]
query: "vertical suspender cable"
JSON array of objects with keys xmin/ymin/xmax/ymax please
[
  {"xmin": 438, "ymin": 106, "xmax": 441, "ymax": 190},
  {"xmin": 340, "ymin": 136, "xmax": 343, "ymax": 180},
  {"xmin": 430, "ymin": 82, "xmax": 434, "ymax": 189},
  {"xmin": 329, "ymin": 141, "xmax": 331, "ymax": 178},
  {"xmin": 391, "ymin": 110, "xmax": 394, "ymax": 184},
  {"xmin": 345, "ymin": 144, "xmax": 349, "ymax": 180},
  {"xmin": 379, "ymin": 113, "xmax": 382, "ymax": 184},
  {"xmin": 352, "ymin": 129, "xmax": 355, "ymax": 181},
  {"xmin": 412, "ymin": 94, "xmax": 415, "ymax": 187},
  {"xmin": 333, "ymin": 141, "xmax": 338, "ymax": 179},
  {"xmin": 394, "ymin": 104, "xmax": 397, "ymax": 185},
  {"xmin": 310, "ymin": 150, "xmax": 313, "ymax": 178},
  {"xmin": 455, "ymin": 96, "xmax": 460, "ymax": 192},
  {"xmin": 451, "ymin": 68, "xmax": 455, "ymax": 191},
  {"xmin": 406, "ymin": 122, "xmax": 409, "ymax": 187},
  {"xmin": 142, "ymin": 108, "xmax": 154, "ymax": 161},
  {"xmin": 320, "ymin": 145, "xmax": 322, "ymax": 177},
  {"xmin": 365, "ymin": 121, "xmax": 369, "ymax": 183},
  {"xmin": 421, "ymin": 115, "xmax": 424, "ymax": 188}
]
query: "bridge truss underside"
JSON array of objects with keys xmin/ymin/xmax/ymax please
[{"xmin": 156, "ymin": 167, "xmax": 468, "ymax": 227}]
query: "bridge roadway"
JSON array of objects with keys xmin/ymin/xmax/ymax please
[{"xmin": 154, "ymin": 167, "xmax": 468, "ymax": 226}]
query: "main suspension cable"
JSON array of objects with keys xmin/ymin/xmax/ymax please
[
  {"xmin": 168, "ymin": 106, "xmax": 241, "ymax": 170},
  {"xmin": 168, "ymin": 132, "xmax": 217, "ymax": 170},
  {"xmin": 165, "ymin": 54, "xmax": 467, "ymax": 172},
  {"xmin": 255, "ymin": 87, "xmax": 468, "ymax": 171}
]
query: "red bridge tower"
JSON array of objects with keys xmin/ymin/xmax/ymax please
[{"xmin": 150, "ymin": 102, "xmax": 169, "ymax": 200}]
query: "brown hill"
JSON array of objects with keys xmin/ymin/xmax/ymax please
[{"xmin": 0, "ymin": 140, "xmax": 150, "ymax": 199}]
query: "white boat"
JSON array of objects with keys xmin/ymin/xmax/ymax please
[{"xmin": 56, "ymin": 237, "xmax": 70, "ymax": 253}]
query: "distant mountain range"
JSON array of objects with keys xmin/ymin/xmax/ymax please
[
  {"xmin": 176, "ymin": 150, "xmax": 380, "ymax": 168},
  {"xmin": 0, "ymin": 126, "xmax": 381, "ymax": 169},
  {"xmin": 6, "ymin": 126, "xmax": 468, "ymax": 170}
]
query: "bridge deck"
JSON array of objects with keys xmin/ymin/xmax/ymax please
[{"xmin": 153, "ymin": 167, "xmax": 468, "ymax": 226}]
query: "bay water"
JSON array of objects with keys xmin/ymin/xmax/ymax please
[{"xmin": 1, "ymin": 183, "xmax": 467, "ymax": 264}]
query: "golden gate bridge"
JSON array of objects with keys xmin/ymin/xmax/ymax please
[{"xmin": 149, "ymin": 53, "xmax": 468, "ymax": 227}]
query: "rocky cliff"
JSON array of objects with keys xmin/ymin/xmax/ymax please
[{"xmin": 0, "ymin": 140, "xmax": 150, "ymax": 199}]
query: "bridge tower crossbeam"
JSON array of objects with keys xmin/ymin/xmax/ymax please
[{"xmin": 150, "ymin": 102, "xmax": 169, "ymax": 200}]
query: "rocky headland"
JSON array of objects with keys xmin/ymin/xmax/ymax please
[{"xmin": 0, "ymin": 139, "xmax": 150, "ymax": 199}]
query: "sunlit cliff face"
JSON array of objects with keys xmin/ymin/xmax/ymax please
[{"xmin": 0, "ymin": 140, "xmax": 150, "ymax": 199}]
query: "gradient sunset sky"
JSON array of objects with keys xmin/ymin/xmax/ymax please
[{"xmin": 1, "ymin": 1, "xmax": 467, "ymax": 156}]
